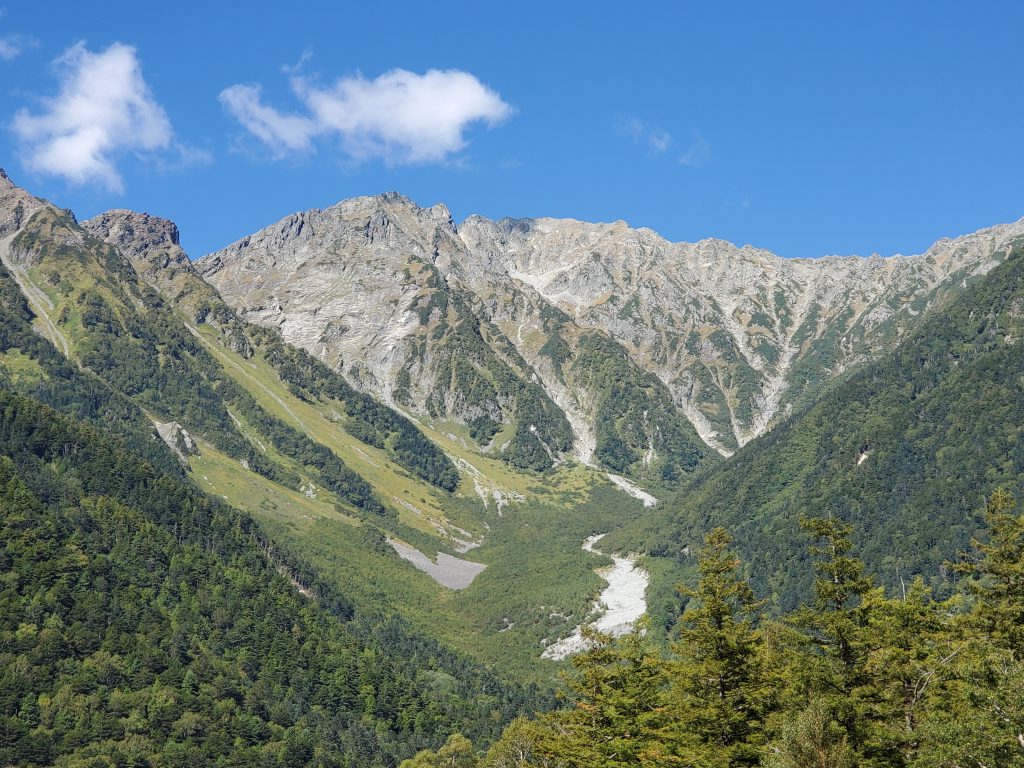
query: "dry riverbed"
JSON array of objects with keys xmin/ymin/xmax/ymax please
[{"xmin": 542, "ymin": 533, "xmax": 649, "ymax": 659}]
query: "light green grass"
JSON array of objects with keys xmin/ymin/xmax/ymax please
[
  {"xmin": 188, "ymin": 440, "xmax": 357, "ymax": 529},
  {"xmin": 0, "ymin": 349, "xmax": 46, "ymax": 385}
]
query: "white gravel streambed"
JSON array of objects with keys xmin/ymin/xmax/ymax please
[
  {"xmin": 541, "ymin": 533, "xmax": 649, "ymax": 659},
  {"xmin": 605, "ymin": 474, "xmax": 658, "ymax": 507},
  {"xmin": 388, "ymin": 539, "xmax": 486, "ymax": 590}
]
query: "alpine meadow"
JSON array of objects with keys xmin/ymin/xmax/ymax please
[{"xmin": 1, "ymin": 3, "xmax": 1023, "ymax": 767}]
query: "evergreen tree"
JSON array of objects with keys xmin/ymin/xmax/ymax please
[
  {"xmin": 670, "ymin": 527, "xmax": 768, "ymax": 766},
  {"xmin": 481, "ymin": 717, "xmax": 558, "ymax": 768},
  {"xmin": 401, "ymin": 733, "xmax": 480, "ymax": 768},
  {"xmin": 957, "ymin": 488, "xmax": 1024, "ymax": 656},
  {"xmin": 787, "ymin": 517, "xmax": 881, "ymax": 764},
  {"xmin": 763, "ymin": 699, "xmax": 855, "ymax": 768},
  {"xmin": 912, "ymin": 490, "xmax": 1024, "ymax": 766},
  {"xmin": 861, "ymin": 578, "xmax": 955, "ymax": 765},
  {"xmin": 537, "ymin": 628, "xmax": 676, "ymax": 767}
]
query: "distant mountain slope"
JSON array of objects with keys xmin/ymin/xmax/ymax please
[
  {"xmin": 199, "ymin": 191, "xmax": 1022, "ymax": 485},
  {"xmin": 621, "ymin": 235, "xmax": 1024, "ymax": 616},
  {"xmin": 197, "ymin": 194, "xmax": 712, "ymax": 483},
  {"xmin": 82, "ymin": 208, "xmax": 461, "ymax": 492},
  {"xmin": 0, "ymin": 386, "xmax": 541, "ymax": 767},
  {"xmin": 0, "ymin": 170, "xmax": 663, "ymax": 679}
]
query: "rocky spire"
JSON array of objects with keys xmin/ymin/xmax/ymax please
[{"xmin": 0, "ymin": 169, "xmax": 47, "ymax": 238}]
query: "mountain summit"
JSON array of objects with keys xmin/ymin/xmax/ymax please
[{"xmin": 199, "ymin": 193, "xmax": 1024, "ymax": 472}]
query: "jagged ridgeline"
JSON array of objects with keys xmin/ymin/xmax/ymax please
[
  {"xmin": 0, "ymin": 387, "xmax": 543, "ymax": 766},
  {"xmin": 83, "ymin": 208, "xmax": 461, "ymax": 492},
  {"xmin": 200, "ymin": 193, "xmax": 1023, "ymax": 476},
  {"xmin": 198, "ymin": 195, "xmax": 715, "ymax": 480},
  {"xmin": 620, "ymin": 236, "xmax": 1024, "ymax": 620}
]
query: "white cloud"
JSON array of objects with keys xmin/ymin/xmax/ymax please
[
  {"xmin": 219, "ymin": 84, "xmax": 316, "ymax": 155},
  {"xmin": 679, "ymin": 132, "xmax": 711, "ymax": 167},
  {"xmin": 0, "ymin": 34, "xmax": 33, "ymax": 61},
  {"xmin": 221, "ymin": 68, "xmax": 512, "ymax": 165},
  {"xmin": 12, "ymin": 42, "xmax": 174, "ymax": 192},
  {"xmin": 615, "ymin": 116, "xmax": 672, "ymax": 155},
  {"xmin": 648, "ymin": 129, "xmax": 672, "ymax": 154},
  {"xmin": 0, "ymin": 8, "xmax": 36, "ymax": 61}
]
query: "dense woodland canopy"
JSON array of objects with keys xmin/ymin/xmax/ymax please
[
  {"xmin": 0, "ymin": 388, "xmax": 548, "ymax": 767},
  {"xmin": 405, "ymin": 505, "xmax": 1024, "ymax": 767}
]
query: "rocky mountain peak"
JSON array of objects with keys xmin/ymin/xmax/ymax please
[
  {"xmin": 0, "ymin": 170, "xmax": 48, "ymax": 239},
  {"xmin": 82, "ymin": 210, "xmax": 183, "ymax": 262},
  {"xmin": 83, "ymin": 209, "xmax": 193, "ymax": 298},
  {"xmin": 201, "ymin": 191, "xmax": 1024, "ymax": 464}
]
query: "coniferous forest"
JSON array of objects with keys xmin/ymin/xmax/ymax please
[{"xmin": 405, "ymin": 505, "xmax": 1024, "ymax": 767}]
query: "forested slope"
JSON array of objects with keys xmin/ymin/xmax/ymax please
[
  {"xmin": 0, "ymin": 386, "xmax": 544, "ymax": 767},
  {"xmin": 624, "ymin": 237, "xmax": 1024, "ymax": 614},
  {"xmin": 437, "ymin": 510, "xmax": 1024, "ymax": 767}
]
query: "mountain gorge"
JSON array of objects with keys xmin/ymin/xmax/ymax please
[{"xmin": 614, "ymin": 234, "xmax": 1024, "ymax": 627}]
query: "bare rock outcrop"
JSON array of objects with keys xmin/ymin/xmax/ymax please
[
  {"xmin": 84, "ymin": 209, "xmax": 254, "ymax": 358},
  {"xmin": 199, "ymin": 191, "xmax": 1024, "ymax": 465}
]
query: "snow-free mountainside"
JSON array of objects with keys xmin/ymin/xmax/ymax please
[
  {"xmin": 199, "ymin": 192, "xmax": 1023, "ymax": 465},
  {"xmin": 2, "ymin": 167, "xmax": 1024, "ymax": 765}
]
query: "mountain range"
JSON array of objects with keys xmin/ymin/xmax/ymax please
[
  {"xmin": 198, "ymin": 191, "xmax": 1022, "ymax": 469},
  {"xmin": 1, "ymin": 165, "xmax": 1023, "ymax": 764}
]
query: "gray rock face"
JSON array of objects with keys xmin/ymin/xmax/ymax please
[
  {"xmin": 200, "ymin": 193, "xmax": 463, "ymax": 387},
  {"xmin": 199, "ymin": 193, "xmax": 1024, "ymax": 463},
  {"xmin": 457, "ymin": 215, "xmax": 1023, "ymax": 452},
  {"xmin": 83, "ymin": 209, "xmax": 254, "ymax": 358},
  {"xmin": 83, "ymin": 209, "xmax": 183, "ymax": 261},
  {"xmin": 83, "ymin": 210, "xmax": 190, "ymax": 294},
  {"xmin": 0, "ymin": 168, "xmax": 48, "ymax": 241}
]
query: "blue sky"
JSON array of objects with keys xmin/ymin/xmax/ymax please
[{"xmin": 1, "ymin": 1, "xmax": 1021, "ymax": 259}]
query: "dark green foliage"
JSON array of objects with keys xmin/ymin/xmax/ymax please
[
  {"xmin": 536, "ymin": 630, "xmax": 676, "ymax": 767},
  {"xmin": 0, "ymin": 388, "xmax": 542, "ymax": 766},
  {"xmin": 954, "ymin": 488, "xmax": 1024, "ymax": 655},
  {"xmin": 634, "ymin": 239, "xmax": 1024, "ymax": 609},
  {"xmin": 786, "ymin": 518, "xmax": 892, "ymax": 762},
  {"xmin": 537, "ymin": 305, "xmax": 573, "ymax": 374},
  {"xmin": 394, "ymin": 368, "xmax": 413, "ymax": 407},
  {"xmin": 670, "ymin": 528, "xmax": 768, "ymax": 766},
  {"xmin": 571, "ymin": 333, "xmax": 706, "ymax": 483},
  {"xmin": 0, "ymin": 262, "xmax": 180, "ymax": 476},
  {"xmin": 259, "ymin": 333, "xmax": 459, "ymax": 491},
  {"xmin": 480, "ymin": 503, "xmax": 1024, "ymax": 767}
]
